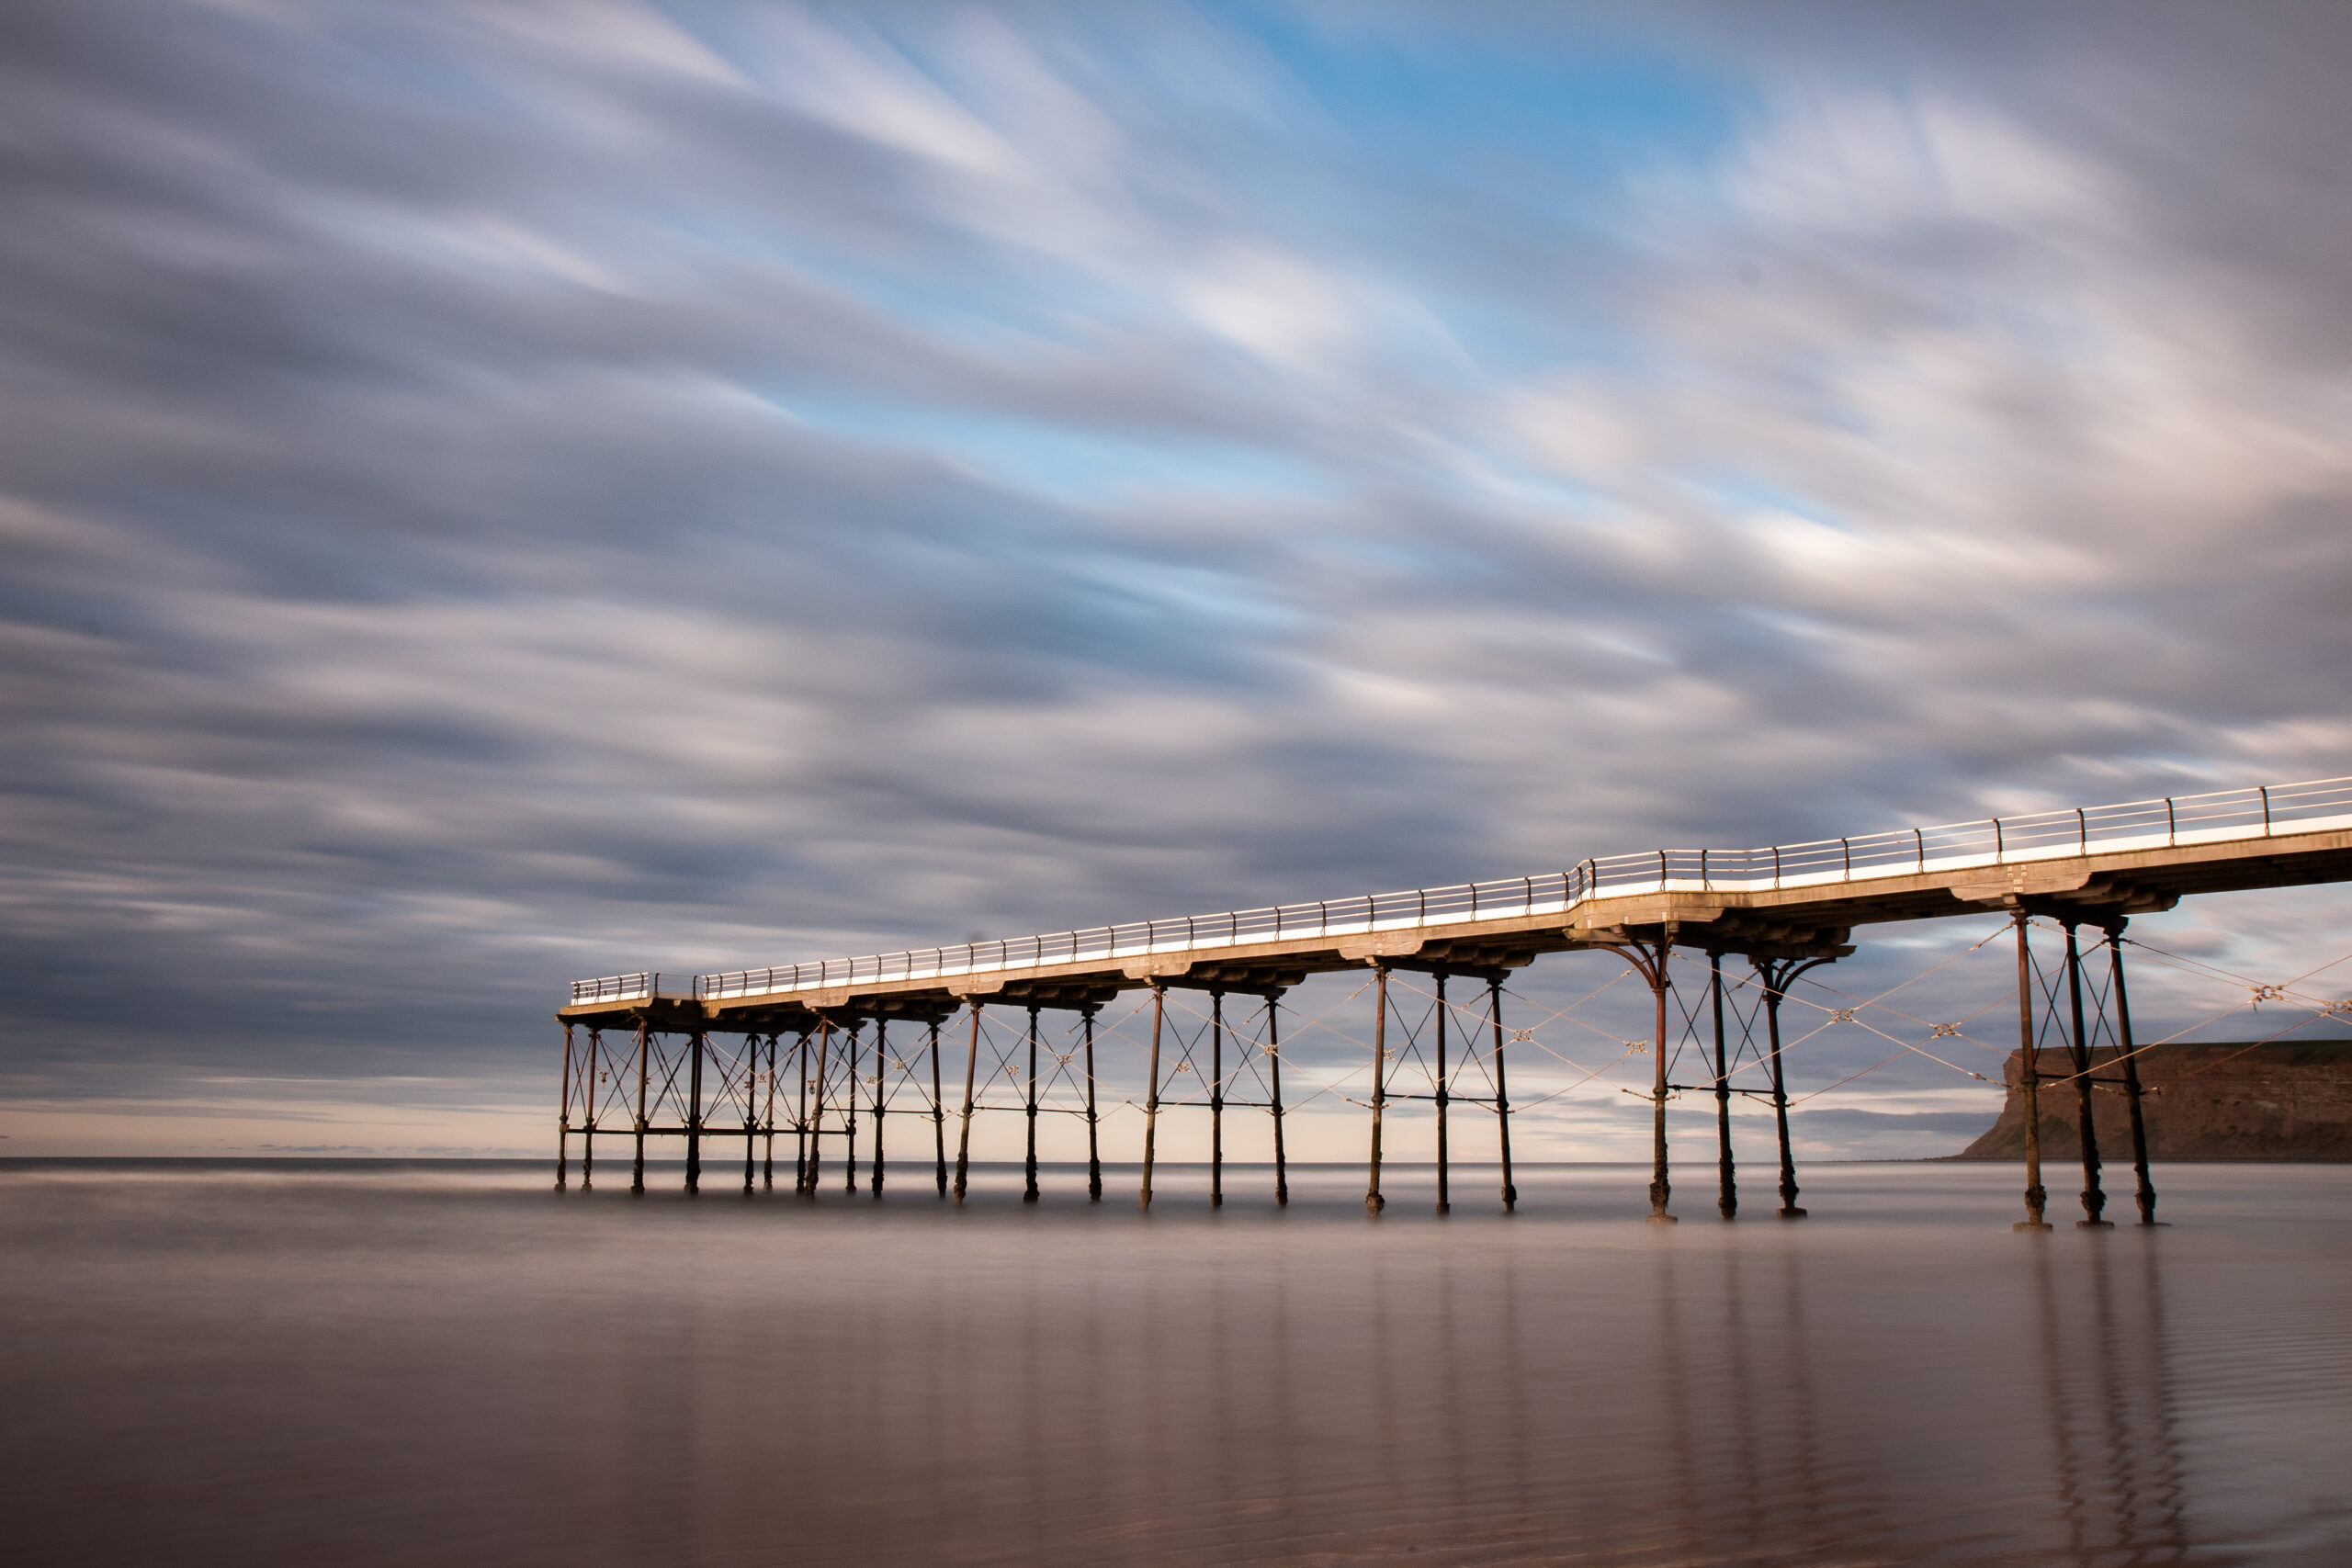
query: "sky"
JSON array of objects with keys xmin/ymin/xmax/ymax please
[{"xmin": 3, "ymin": 0, "xmax": 2349, "ymax": 1163}]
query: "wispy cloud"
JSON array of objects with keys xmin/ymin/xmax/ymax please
[{"xmin": 2, "ymin": 2, "xmax": 2347, "ymax": 1153}]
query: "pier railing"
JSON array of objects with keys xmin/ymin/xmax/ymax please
[
  {"xmin": 565, "ymin": 972, "xmax": 679, "ymax": 1005},
  {"xmin": 568, "ymin": 775, "xmax": 2352, "ymax": 1008}
]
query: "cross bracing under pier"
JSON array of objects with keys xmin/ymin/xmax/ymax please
[{"xmin": 553, "ymin": 774, "xmax": 2352, "ymax": 1225}]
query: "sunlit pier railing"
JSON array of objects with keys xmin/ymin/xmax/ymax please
[
  {"xmin": 565, "ymin": 972, "xmax": 687, "ymax": 1006},
  {"xmin": 568, "ymin": 776, "xmax": 2352, "ymax": 1007}
]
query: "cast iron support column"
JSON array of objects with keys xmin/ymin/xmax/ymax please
[
  {"xmin": 762, "ymin": 1033, "xmax": 777, "ymax": 1191},
  {"xmin": 1648, "ymin": 940, "xmax": 1675, "ymax": 1223},
  {"xmin": 1269, "ymin": 998, "xmax": 1290, "ymax": 1206},
  {"xmin": 556, "ymin": 1021, "xmax": 573, "ymax": 1191},
  {"xmin": 807, "ymin": 1020, "xmax": 832, "ymax": 1198},
  {"xmin": 870, "ymin": 1019, "xmax": 888, "ymax": 1199},
  {"xmin": 1490, "ymin": 976, "xmax": 1516, "ymax": 1211},
  {"xmin": 1023, "ymin": 1005, "xmax": 1041, "ymax": 1202},
  {"xmin": 2015, "ymin": 911, "xmax": 2052, "ymax": 1231},
  {"xmin": 929, "ymin": 1020, "xmax": 947, "ymax": 1198},
  {"xmin": 2063, "ymin": 920, "xmax": 2110, "ymax": 1227},
  {"xmin": 1767, "ymin": 976, "xmax": 1797, "ymax": 1216},
  {"xmin": 743, "ymin": 1032, "xmax": 757, "ymax": 1194},
  {"xmin": 2106, "ymin": 927, "xmax": 2159, "ymax": 1224},
  {"xmin": 1082, "ymin": 1005, "xmax": 1102, "ymax": 1201},
  {"xmin": 1210, "ymin": 988, "xmax": 1226, "ymax": 1208},
  {"xmin": 793, "ymin": 1030, "xmax": 811, "ymax": 1194},
  {"xmin": 582, "ymin": 1029, "xmax": 598, "ymax": 1190},
  {"xmin": 842, "ymin": 1024, "xmax": 860, "ymax": 1197},
  {"xmin": 630, "ymin": 1021, "xmax": 650, "ymax": 1196},
  {"xmin": 1366, "ymin": 962, "xmax": 1389, "ymax": 1214},
  {"xmin": 685, "ymin": 1031, "xmax": 705, "ymax": 1194},
  {"xmin": 1434, "ymin": 971, "xmax": 1452, "ymax": 1215},
  {"xmin": 1141, "ymin": 983, "xmax": 1165, "ymax": 1210},
  {"xmin": 1753, "ymin": 956, "xmax": 1827, "ymax": 1218},
  {"xmin": 1604, "ymin": 935, "xmax": 1677, "ymax": 1224},
  {"xmin": 954, "ymin": 1003, "xmax": 980, "ymax": 1203},
  {"xmin": 1711, "ymin": 952, "xmax": 1735, "ymax": 1220}
]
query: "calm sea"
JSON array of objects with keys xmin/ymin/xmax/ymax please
[{"xmin": 3, "ymin": 1158, "xmax": 2347, "ymax": 1566}]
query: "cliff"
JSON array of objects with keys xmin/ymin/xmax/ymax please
[{"xmin": 1954, "ymin": 1041, "xmax": 2352, "ymax": 1162}]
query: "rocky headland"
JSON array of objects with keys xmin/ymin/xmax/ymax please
[{"xmin": 1956, "ymin": 1040, "xmax": 2352, "ymax": 1161}]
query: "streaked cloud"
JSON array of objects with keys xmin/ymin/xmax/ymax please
[{"xmin": 2, "ymin": 1, "xmax": 2347, "ymax": 1155}]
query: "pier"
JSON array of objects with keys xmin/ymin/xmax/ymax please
[{"xmin": 556, "ymin": 776, "xmax": 2352, "ymax": 1225}]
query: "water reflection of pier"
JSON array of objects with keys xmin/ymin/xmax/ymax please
[
  {"xmin": 534, "ymin": 1198, "xmax": 2204, "ymax": 1564},
  {"xmin": 2037, "ymin": 1237, "xmax": 2193, "ymax": 1566}
]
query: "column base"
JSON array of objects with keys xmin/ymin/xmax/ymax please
[
  {"xmin": 1365, "ymin": 1193, "xmax": 1385, "ymax": 1213},
  {"xmin": 2013, "ymin": 1220, "xmax": 2053, "ymax": 1231},
  {"xmin": 1778, "ymin": 1207, "xmax": 1807, "ymax": 1219},
  {"xmin": 2076, "ymin": 1219, "xmax": 2114, "ymax": 1229},
  {"xmin": 1645, "ymin": 1213, "xmax": 1679, "ymax": 1224}
]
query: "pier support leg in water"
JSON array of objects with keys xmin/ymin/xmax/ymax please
[
  {"xmin": 1083, "ymin": 1006, "xmax": 1102, "ymax": 1201},
  {"xmin": 842, "ymin": 1024, "xmax": 860, "ymax": 1197},
  {"xmin": 1434, "ymin": 970, "xmax": 1451, "ymax": 1215},
  {"xmin": 1140, "ymin": 984, "xmax": 1165, "ymax": 1210},
  {"xmin": 793, "ymin": 1030, "xmax": 811, "ymax": 1195},
  {"xmin": 685, "ymin": 1031, "xmax": 706, "ymax": 1194},
  {"xmin": 929, "ymin": 1019, "xmax": 948, "ymax": 1198},
  {"xmin": 1270, "ymin": 997, "xmax": 1290, "ymax": 1206},
  {"xmin": 582, "ymin": 1029, "xmax": 599, "ymax": 1191},
  {"xmin": 1365, "ymin": 962, "xmax": 1389, "ymax": 1214},
  {"xmin": 954, "ymin": 1003, "xmax": 980, "ymax": 1203},
  {"xmin": 1600, "ymin": 934, "xmax": 1677, "ymax": 1223},
  {"xmin": 1490, "ymin": 976, "xmax": 1516, "ymax": 1211},
  {"xmin": 556, "ymin": 1021, "xmax": 573, "ymax": 1191},
  {"xmin": 743, "ymin": 1032, "xmax": 758, "ymax": 1194},
  {"xmin": 1645, "ymin": 939, "xmax": 1675, "ymax": 1223},
  {"xmin": 806, "ymin": 1020, "xmax": 832, "ymax": 1198},
  {"xmin": 2014, "ymin": 911, "xmax": 2052, "ymax": 1231},
  {"xmin": 1210, "ymin": 988, "xmax": 1226, "ymax": 1208},
  {"xmin": 630, "ymin": 1021, "xmax": 650, "ymax": 1197},
  {"xmin": 1023, "ymin": 1005, "xmax": 1041, "ymax": 1202},
  {"xmin": 2062, "ymin": 920, "xmax": 2111, "ymax": 1228},
  {"xmin": 2106, "ymin": 927, "xmax": 2160, "ymax": 1224},
  {"xmin": 761, "ymin": 1033, "xmax": 776, "ymax": 1191},
  {"xmin": 1752, "ymin": 956, "xmax": 1831, "ymax": 1218},
  {"xmin": 870, "ymin": 1019, "xmax": 888, "ymax": 1199},
  {"xmin": 1710, "ymin": 953, "xmax": 1735, "ymax": 1220}
]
